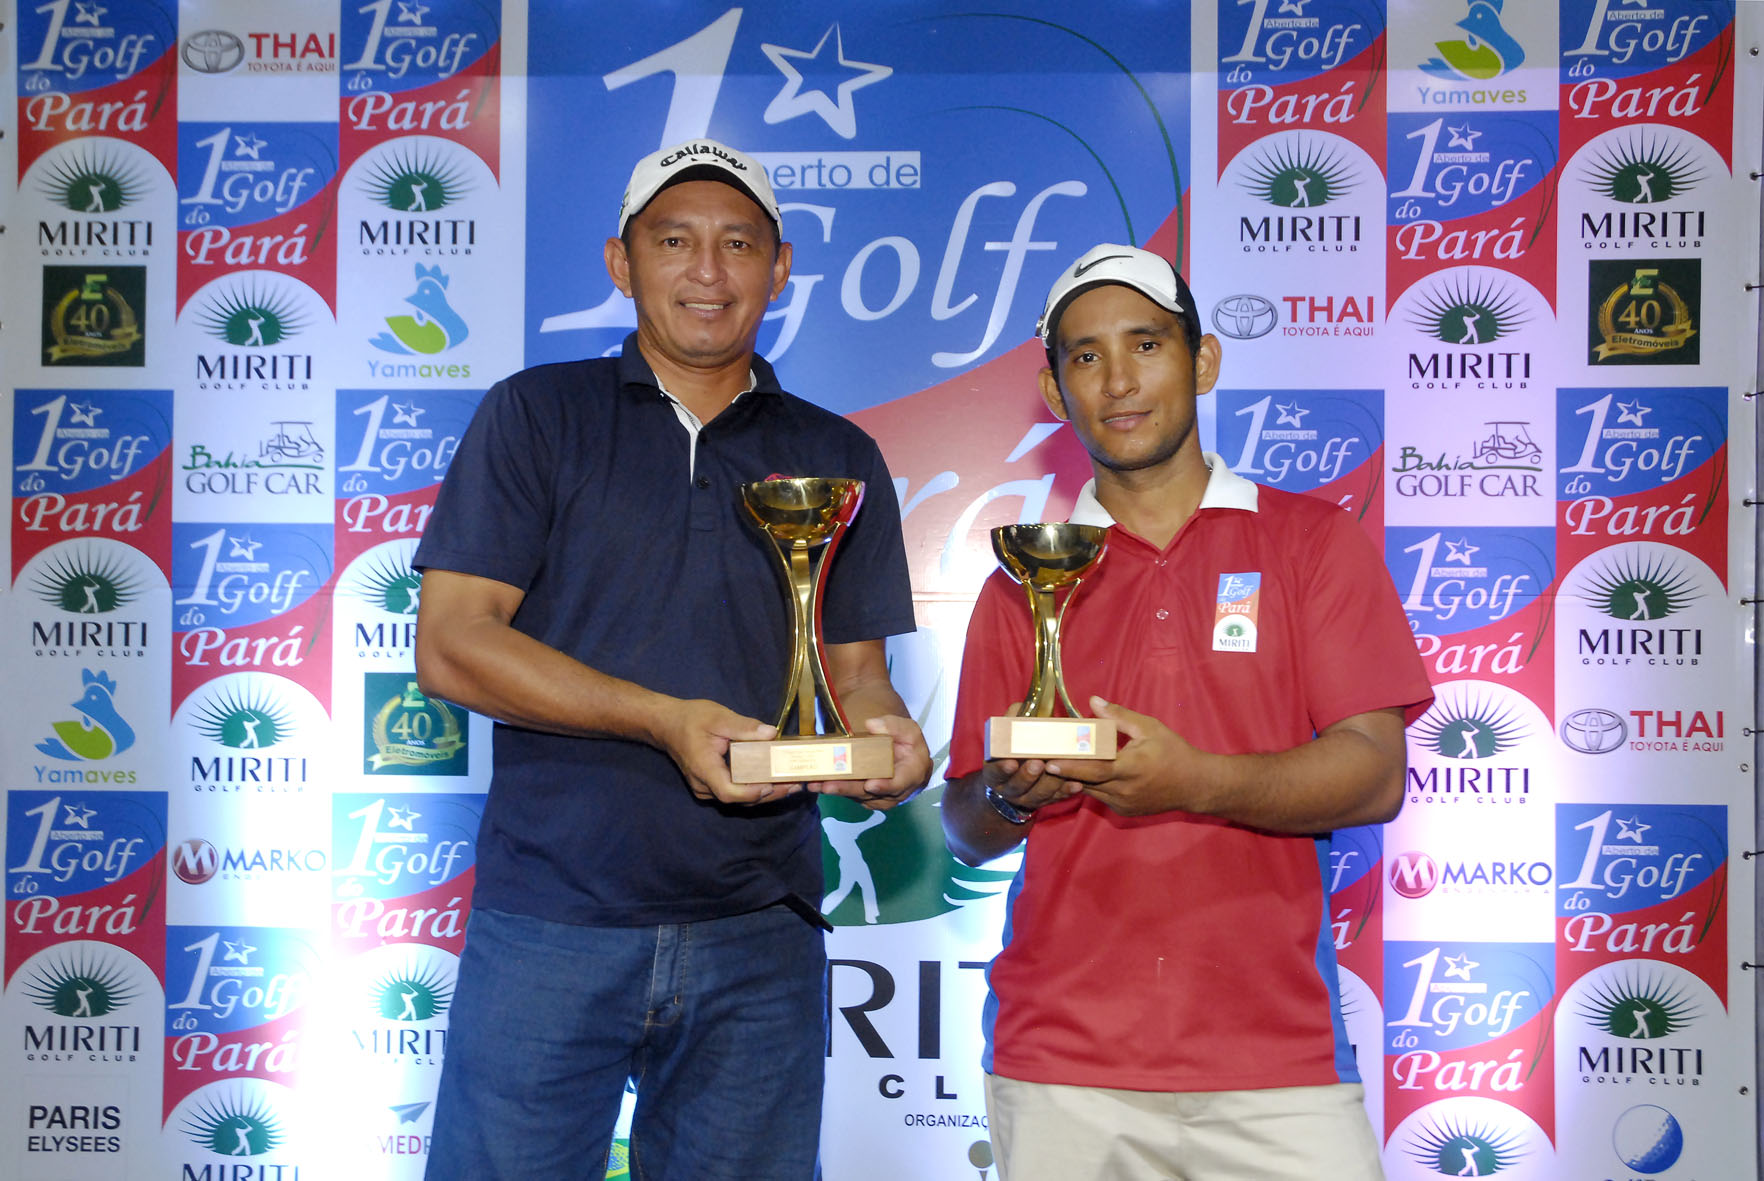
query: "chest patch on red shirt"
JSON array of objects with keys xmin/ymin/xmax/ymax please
[{"xmin": 1213, "ymin": 571, "xmax": 1261, "ymax": 652}]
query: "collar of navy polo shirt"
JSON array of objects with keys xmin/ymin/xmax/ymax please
[
  {"xmin": 613, "ymin": 331, "xmax": 786, "ymax": 403},
  {"xmin": 1068, "ymin": 452, "xmax": 1260, "ymax": 528}
]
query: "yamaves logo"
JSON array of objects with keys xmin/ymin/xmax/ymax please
[
  {"xmin": 1421, "ymin": 0, "xmax": 1526, "ymax": 81},
  {"xmin": 36, "ymin": 669, "xmax": 136, "ymax": 761},
  {"xmin": 370, "ymin": 265, "xmax": 469, "ymax": 355}
]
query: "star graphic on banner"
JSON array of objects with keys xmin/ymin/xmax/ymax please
[
  {"xmin": 392, "ymin": 401, "xmax": 426, "ymax": 427},
  {"xmin": 1442, "ymin": 953, "xmax": 1479, "ymax": 981},
  {"xmin": 233, "ymin": 132, "xmax": 268, "ymax": 160},
  {"xmin": 387, "ymin": 806, "xmax": 420, "ymax": 830},
  {"xmin": 1616, "ymin": 399, "xmax": 1652, "ymax": 426},
  {"xmin": 1446, "ymin": 124, "xmax": 1481, "ymax": 151},
  {"xmin": 227, "ymin": 534, "xmax": 263, "ymax": 561},
  {"xmin": 1278, "ymin": 0, "xmax": 1311, "ymax": 13},
  {"xmin": 760, "ymin": 25, "xmax": 892, "ymax": 140},
  {"xmin": 396, "ymin": 0, "xmax": 431, "ymax": 23},
  {"xmin": 1443, "ymin": 538, "xmax": 1480, "ymax": 564},
  {"xmin": 67, "ymin": 400, "xmax": 101, "ymax": 426},
  {"xmin": 73, "ymin": 1, "xmax": 106, "ymax": 27},
  {"xmin": 1615, "ymin": 815, "xmax": 1652, "ymax": 842},
  {"xmin": 1275, "ymin": 401, "xmax": 1309, "ymax": 428},
  {"xmin": 223, "ymin": 940, "xmax": 257, "ymax": 964},
  {"xmin": 61, "ymin": 804, "xmax": 96, "ymax": 828}
]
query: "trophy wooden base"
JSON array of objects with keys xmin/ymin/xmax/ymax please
[
  {"xmin": 729, "ymin": 734, "xmax": 894, "ymax": 784},
  {"xmin": 985, "ymin": 716, "xmax": 1118, "ymax": 760}
]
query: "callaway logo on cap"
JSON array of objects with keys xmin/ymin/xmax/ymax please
[
  {"xmin": 618, "ymin": 139, "xmax": 783, "ymax": 236},
  {"xmin": 1037, "ymin": 243, "xmax": 1192, "ymax": 343}
]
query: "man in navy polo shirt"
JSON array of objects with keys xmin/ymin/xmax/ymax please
[
  {"xmin": 942, "ymin": 245, "xmax": 1432, "ymax": 1180},
  {"xmin": 413, "ymin": 139, "xmax": 930, "ymax": 1179}
]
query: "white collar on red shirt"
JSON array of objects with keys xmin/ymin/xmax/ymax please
[{"xmin": 1068, "ymin": 452, "xmax": 1260, "ymax": 527}]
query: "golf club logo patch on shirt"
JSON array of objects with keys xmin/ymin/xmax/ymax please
[{"xmin": 1213, "ymin": 572, "xmax": 1260, "ymax": 652}]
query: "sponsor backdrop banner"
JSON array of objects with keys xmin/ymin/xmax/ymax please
[{"xmin": 0, "ymin": 2, "xmax": 1758, "ymax": 1177}]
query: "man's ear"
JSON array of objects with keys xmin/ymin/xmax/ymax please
[
  {"xmin": 770, "ymin": 240, "xmax": 793, "ymax": 302},
  {"xmin": 1194, "ymin": 334, "xmax": 1223, "ymax": 396},
  {"xmin": 1037, "ymin": 367, "xmax": 1069, "ymax": 421},
  {"xmin": 604, "ymin": 237, "xmax": 632, "ymax": 297}
]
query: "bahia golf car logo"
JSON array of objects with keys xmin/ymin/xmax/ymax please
[
  {"xmin": 819, "ymin": 793, "xmax": 1014, "ymax": 926},
  {"xmin": 1236, "ymin": 135, "xmax": 1362, "ymax": 253},
  {"xmin": 1402, "ymin": 1109, "xmax": 1526, "ymax": 1175}
]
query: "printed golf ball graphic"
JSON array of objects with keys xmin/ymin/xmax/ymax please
[{"xmin": 1612, "ymin": 1105, "xmax": 1684, "ymax": 1173}]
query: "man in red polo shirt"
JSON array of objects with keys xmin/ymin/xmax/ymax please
[{"xmin": 942, "ymin": 244, "xmax": 1434, "ymax": 1180}]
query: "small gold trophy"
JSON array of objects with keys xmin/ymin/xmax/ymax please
[
  {"xmin": 986, "ymin": 523, "xmax": 1118, "ymax": 760},
  {"xmin": 728, "ymin": 477, "xmax": 895, "ymax": 785}
]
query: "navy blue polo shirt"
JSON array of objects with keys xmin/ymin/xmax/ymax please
[{"xmin": 413, "ymin": 335, "xmax": 915, "ymax": 926}]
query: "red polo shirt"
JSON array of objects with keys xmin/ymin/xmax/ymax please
[{"xmin": 949, "ymin": 458, "xmax": 1433, "ymax": 1092}]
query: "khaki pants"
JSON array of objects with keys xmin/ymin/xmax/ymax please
[{"xmin": 984, "ymin": 1074, "xmax": 1384, "ymax": 1181}]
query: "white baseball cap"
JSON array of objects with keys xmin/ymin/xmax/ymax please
[
  {"xmin": 618, "ymin": 139, "xmax": 782, "ymax": 237},
  {"xmin": 1036, "ymin": 243, "xmax": 1196, "ymax": 343}
]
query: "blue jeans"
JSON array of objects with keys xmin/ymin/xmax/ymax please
[{"xmin": 426, "ymin": 903, "xmax": 827, "ymax": 1180}]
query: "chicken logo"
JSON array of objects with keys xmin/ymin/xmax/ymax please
[
  {"xmin": 369, "ymin": 264, "xmax": 470, "ymax": 355},
  {"xmin": 36, "ymin": 668, "xmax": 136, "ymax": 761}
]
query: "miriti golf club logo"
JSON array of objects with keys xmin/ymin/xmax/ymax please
[
  {"xmin": 362, "ymin": 143, "xmax": 472, "ymax": 213},
  {"xmin": 22, "ymin": 946, "xmax": 140, "ymax": 1018},
  {"xmin": 1239, "ymin": 136, "xmax": 1356, "ymax": 208},
  {"xmin": 181, "ymin": 1089, "xmax": 284, "ymax": 1158},
  {"xmin": 1577, "ymin": 964, "xmax": 1699, "ymax": 1041},
  {"xmin": 818, "ymin": 793, "xmax": 1014, "ymax": 926},
  {"xmin": 1575, "ymin": 550, "xmax": 1699, "ymax": 623},
  {"xmin": 30, "ymin": 544, "xmax": 142, "ymax": 613},
  {"xmin": 1582, "ymin": 132, "xmax": 1705, "ymax": 207},
  {"xmin": 1410, "ymin": 688, "xmax": 1527, "ymax": 761},
  {"xmin": 1407, "ymin": 274, "xmax": 1528, "ymax": 346},
  {"xmin": 1402, "ymin": 1109, "xmax": 1527, "ymax": 1175},
  {"xmin": 194, "ymin": 281, "xmax": 310, "ymax": 348},
  {"xmin": 190, "ymin": 682, "xmax": 295, "ymax": 750},
  {"xmin": 38, "ymin": 143, "xmax": 149, "ymax": 214}
]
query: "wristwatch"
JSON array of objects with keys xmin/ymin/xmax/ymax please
[{"xmin": 984, "ymin": 783, "xmax": 1033, "ymax": 825}]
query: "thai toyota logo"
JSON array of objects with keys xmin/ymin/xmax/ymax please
[
  {"xmin": 172, "ymin": 838, "xmax": 219, "ymax": 885},
  {"xmin": 1560, "ymin": 708, "xmax": 1627, "ymax": 754}
]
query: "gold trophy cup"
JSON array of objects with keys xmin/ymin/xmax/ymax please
[
  {"xmin": 986, "ymin": 523, "xmax": 1118, "ymax": 760},
  {"xmin": 728, "ymin": 477, "xmax": 895, "ymax": 785}
]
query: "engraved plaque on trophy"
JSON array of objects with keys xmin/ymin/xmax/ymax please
[
  {"xmin": 728, "ymin": 477, "xmax": 895, "ymax": 785},
  {"xmin": 985, "ymin": 523, "xmax": 1118, "ymax": 761}
]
